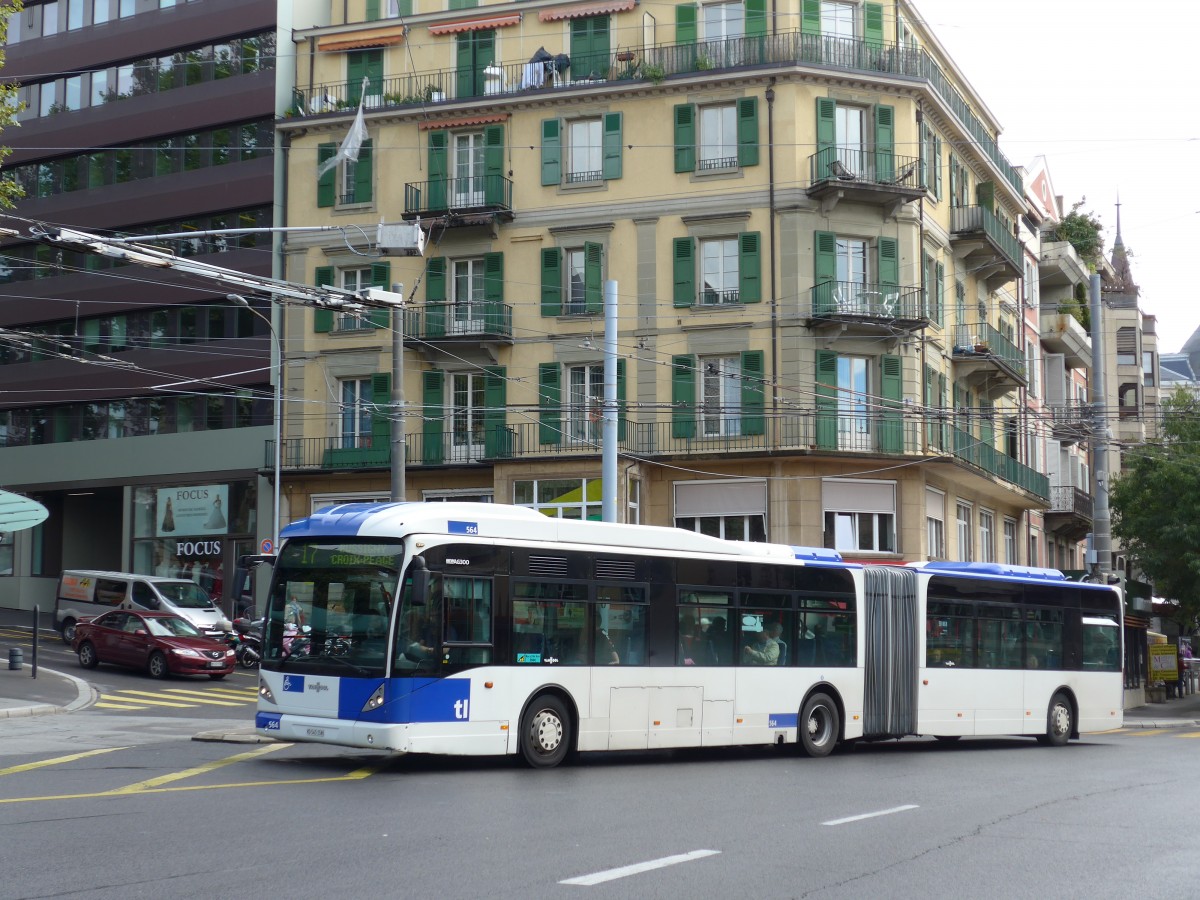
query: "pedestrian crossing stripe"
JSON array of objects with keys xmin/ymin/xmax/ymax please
[
  {"xmin": 1177, "ymin": 731, "xmax": 1200, "ymax": 738},
  {"xmin": 1124, "ymin": 729, "xmax": 1165, "ymax": 736},
  {"xmin": 94, "ymin": 701, "xmax": 151, "ymax": 710},
  {"xmin": 101, "ymin": 692, "xmax": 193, "ymax": 708},
  {"xmin": 158, "ymin": 690, "xmax": 244, "ymax": 707},
  {"xmin": 94, "ymin": 687, "xmax": 259, "ymax": 711}
]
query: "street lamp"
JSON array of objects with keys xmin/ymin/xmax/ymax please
[{"xmin": 228, "ymin": 294, "xmax": 282, "ymax": 555}]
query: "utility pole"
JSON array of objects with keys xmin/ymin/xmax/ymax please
[
  {"xmin": 390, "ymin": 283, "xmax": 405, "ymax": 502},
  {"xmin": 602, "ymin": 279, "xmax": 618, "ymax": 523},
  {"xmin": 1089, "ymin": 272, "xmax": 1112, "ymax": 582}
]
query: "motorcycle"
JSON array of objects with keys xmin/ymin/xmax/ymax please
[{"xmin": 230, "ymin": 616, "xmax": 263, "ymax": 669}]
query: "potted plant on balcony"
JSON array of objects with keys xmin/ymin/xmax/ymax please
[
  {"xmin": 641, "ymin": 62, "xmax": 666, "ymax": 84},
  {"xmin": 424, "ymin": 84, "xmax": 445, "ymax": 103}
]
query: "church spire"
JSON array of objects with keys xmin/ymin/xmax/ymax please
[{"xmin": 1109, "ymin": 195, "xmax": 1136, "ymax": 295}]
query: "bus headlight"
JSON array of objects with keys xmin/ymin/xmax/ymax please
[
  {"xmin": 361, "ymin": 683, "xmax": 386, "ymax": 713},
  {"xmin": 259, "ymin": 679, "xmax": 276, "ymax": 704}
]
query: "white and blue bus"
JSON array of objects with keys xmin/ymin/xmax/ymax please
[{"xmin": 255, "ymin": 502, "xmax": 1123, "ymax": 766}]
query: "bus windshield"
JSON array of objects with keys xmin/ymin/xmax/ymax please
[{"xmin": 262, "ymin": 539, "xmax": 403, "ymax": 678}]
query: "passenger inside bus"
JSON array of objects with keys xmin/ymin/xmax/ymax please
[{"xmin": 743, "ymin": 620, "xmax": 784, "ymax": 666}]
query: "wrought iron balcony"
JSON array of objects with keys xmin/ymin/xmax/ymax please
[
  {"xmin": 949, "ymin": 205, "xmax": 1023, "ymax": 282},
  {"xmin": 268, "ymin": 407, "xmax": 1048, "ymax": 498},
  {"xmin": 807, "ymin": 148, "xmax": 924, "ymax": 214},
  {"xmin": 810, "ymin": 280, "xmax": 927, "ymax": 328},
  {"xmin": 1045, "ymin": 484, "xmax": 1093, "ymax": 541},
  {"xmin": 402, "ymin": 175, "xmax": 513, "ymax": 221},
  {"xmin": 290, "ymin": 29, "xmax": 1020, "ymax": 193},
  {"xmin": 403, "ymin": 301, "xmax": 513, "ymax": 342},
  {"xmin": 952, "ymin": 321, "xmax": 1026, "ymax": 389}
]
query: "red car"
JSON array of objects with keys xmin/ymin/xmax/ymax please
[{"xmin": 73, "ymin": 609, "xmax": 235, "ymax": 679}]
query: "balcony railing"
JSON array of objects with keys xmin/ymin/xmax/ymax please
[
  {"xmin": 292, "ymin": 29, "xmax": 1019, "ymax": 192},
  {"xmin": 1048, "ymin": 485, "xmax": 1093, "ymax": 519},
  {"xmin": 811, "ymin": 280, "xmax": 926, "ymax": 322},
  {"xmin": 950, "ymin": 205, "xmax": 1023, "ymax": 273},
  {"xmin": 808, "ymin": 148, "xmax": 923, "ymax": 190},
  {"xmin": 952, "ymin": 321, "xmax": 1026, "ymax": 380},
  {"xmin": 269, "ymin": 408, "xmax": 1048, "ymax": 498},
  {"xmin": 403, "ymin": 175, "xmax": 512, "ymax": 217},
  {"xmin": 403, "ymin": 301, "xmax": 513, "ymax": 340}
]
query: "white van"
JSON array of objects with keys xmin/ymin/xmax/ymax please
[{"xmin": 55, "ymin": 569, "xmax": 232, "ymax": 644}]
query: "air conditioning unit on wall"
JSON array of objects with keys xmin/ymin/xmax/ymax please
[{"xmin": 376, "ymin": 220, "xmax": 426, "ymax": 256}]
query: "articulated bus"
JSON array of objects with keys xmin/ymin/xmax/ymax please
[{"xmin": 255, "ymin": 502, "xmax": 1123, "ymax": 766}]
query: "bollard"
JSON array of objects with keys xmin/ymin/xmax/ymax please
[{"xmin": 8, "ymin": 647, "xmax": 22, "ymax": 670}]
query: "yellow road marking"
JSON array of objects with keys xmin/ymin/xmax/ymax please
[
  {"xmin": 104, "ymin": 691, "xmax": 195, "ymax": 708},
  {"xmin": 1092, "ymin": 728, "xmax": 1125, "ymax": 734},
  {"xmin": 109, "ymin": 743, "xmax": 286, "ymax": 794},
  {"xmin": 1124, "ymin": 729, "xmax": 1163, "ymax": 736},
  {"xmin": 1176, "ymin": 731, "xmax": 1200, "ymax": 738},
  {"xmin": 94, "ymin": 702, "xmax": 149, "ymax": 710},
  {"xmin": 156, "ymin": 690, "xmax": 245, "ymax": 707},
  {"xmin": 178, "ymin": 688, "xmax": 257, "ymax": 701},
  {"xmin": 0, "ymin": 755, "xmax": 393, "ymax": 805},
  {"xmin": 0, "ymin": 747, "xmax": 125, "ymax": 777},
  {"xmin": 206, "ymin": 688, "xmax": 259, "ymax": 698}
]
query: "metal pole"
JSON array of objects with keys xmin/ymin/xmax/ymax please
[
  {"xmin": 602, "ymin": 279, "xmax": 618, "ymax": 523},
  {"xmin": 390, "ymin": 283, "xmax": 406, "ymax": 502},
  {"xmin": 1089, "ymin": 272, "xmax": 1111, "ymax": 582},
  {"xmin": 271, "ymin": 296, "xmax": 282, "ymax": 553}
]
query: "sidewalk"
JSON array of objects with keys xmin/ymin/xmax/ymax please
[{"xmin": 0, "ymin": 606, "xmax": 96, "ymax": 718}]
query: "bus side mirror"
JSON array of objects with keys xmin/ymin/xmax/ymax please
[{"xmin": 410, "ymin": 557, "xmax": 429, "ymax": 606}]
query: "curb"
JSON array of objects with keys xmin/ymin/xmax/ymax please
[
  {"xmin": 0, "ymin": 667, "xmax": 97, "ymax": 719},
  {"xmin": 1122, "ymin": 718, "xmax": 1200, "ymax": 729},
  {"xmin": 193, "ymin": 729, "xmax": 277, "ymax": 744}
]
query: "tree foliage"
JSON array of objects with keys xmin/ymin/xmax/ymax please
[
  {"xmin": 1110, "ymin": 389, "xmax": 1200, "ymax": 629},
  {"xmin": 1053, "ymin": 199, "xmax": 1105, "ymax": 270},
  {"xmin": 0, "ymin": 2, "xmax": 24, "ymax": 210}
]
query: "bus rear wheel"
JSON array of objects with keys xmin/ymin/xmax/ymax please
[
  {"xmin": 1038, "ymin": 692, "xmax": 1073, "ymax": 747},
  {"xmin": 520, "ymin": 694, "xmax": 572, "ymax": 769},
  {"xmin": 799, "ymin": 692, "xmax": 839, "ymax": 758}
]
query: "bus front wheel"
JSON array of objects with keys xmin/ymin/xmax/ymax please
[
  {"xmin": 520, "ymin": 694, "xmax": 572, "ymax": 769},
  {"xmin": 799, "ymin": 692, "xmax": 839, "ymax": 758},
  {"xmin": 1039, "ymin": 693, "xmax": 1073, "ymax": 747}
]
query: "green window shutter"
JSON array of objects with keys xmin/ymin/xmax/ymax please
[
  {"xmin": 815, "ymin": 97, "xmax": 836, "ymax": 177},
  {"xmin": 483, "ymin": 251, "xmax": 504, "ymax": 304},
  {"xmin": 801, "ymin": 0, "xmax": 820, "ymax": 34},
  {"xmin": 426, "ymin": 256, "xmax": 447, "ymax": 338},
  {"xmin": 616, "ymin": 357, "xmax": 627, "ymax": 441},
  {"xmin": 671, "ymin": 355, "xmax": 696, "ymax": 440},
  {"xmin": 584, "ymin": 242, "xmax": 603, "ymax": 314},
  {"xmin": 815, "ymin": 350, "xmax": 838, "ymax": 449},
  {"xmin": 933, "ymin": 135, "xmax": 943, "ymax": 199},
  {"xmin": 738, "ymin": 231, "xmax": 762, "ymax": 303},
  {"xmin": 864, "ymin": 2, "xmax": 884, "ymax": 46},
  {"xmin": 347, "ymin": 51, "xmax": 382, "ymax": 103},
  {"xmin": 935, "ymin": 261, "xmax": 945, "ymax": 325},
  {"xmin": 371, "ymin": 372, "xmax": 392, "ymax": 445},
  {"xmin": 674, "ymin": 103, "xmax": 696, "ymax": 173},
  {"xmin": 317, "ymin": 143, "xmax": 336, "ymax": 208},
  {"xmin": 541, "ymin": 247, "xmax": 563, "ymax": 316},
  {"xmin": 874, "ymin": 105, "xmax": 894, "ymax": 182},
  {"xmin": 368, "ymin": 262, "xmax": 391, "ymax": 328},
  {"xmin": 366, "ymin": 0, "xmax": 380, "ymax": 20},
  {"xmin": 353, "ymin": 139, "xmax": 373, "ymax": 203},
  {"xmin": 877, "ymin": 237, "xmax": 898, "ymax": 287},
  {"xmin": 602, "ymin": 112, "xmax": 623, "ymax": 180},
  {"xmin": 736, "ymin": 96, "xmax": 759, "ymax": 167},
  {"xmin": 745, "ymin": 0, "xmax": 766, "ymax": 36},
  {"xmin": 675, "ymin": 3, "xmax": 698, "ymax": 44},
  {"xmin": 976, "ymin": 180, "xmax": 995, "ymax": 213},
  {"xmin": 483, "ymin": 366, "xmax": 510, "ymax": 459},
  {"xmin": 672, "ymin": 237, "xmax": 695, "ymax": 307},
  {"xmin": 814, "ymin": 230, "xmax": 837, "ymax": 284},
  {"xmin": 484, "ymin": 125, "xmax": 505, "ymax": 205},
  {"xmin": 740, "ymin": 350, "xmax": 765, "ymax": 436},
  {"xmin": 879, "ymin": 354, "xmax": 903, "ymax": 453},
  {"xmin": 538, "ymin": 362, "xmax": 562, "ymax": 446},
  {"xmin": 948, "ymin": 153, "xmax": 958, "ymax": 208},
  {"xmin": 421, "ymin": 370, "xmax": 445, "ymax": 464},
  {"xmin": 541, "ymin": 118, "xmax": 562, "ymax": 186},
  {"xmin": 428, "ymin": 130, "xmax": 448, "ymax": 210},
  {"xmin": 456, "ymin": 35, "xmax": 473, "ymax": 98},
  {"xmin": 314, "ymin": 266, "xmax": 334, "ymax": 332}
]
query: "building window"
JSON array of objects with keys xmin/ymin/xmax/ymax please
[
  {"xmin": 704, "ymin": 0, "xmax": 745, "ymax": 39},
  {"xmin": 515, "ymin": 478, "xmax": 602, "ymax": 521},
  {"xmin": 700, "ymin": 355, "xmax": 742, "ymax": 437},
  {"xmin": 452, "ymin": 131, "xmax": 485, "ymax": 207},
  {"xmin": 1143, "ymin": 351, "xmax": 1156, "ymax": 387},
  {"xmin": 628, "ymin": 477, "xmax": 641, "ymax": 525},
  {"xmin": 450, "ymin": 372, "xmax": 487, "ymax": 461},
  {"xmin": 820, "ymin": 0, "xmax": 856, "ymax": 37},
  {"xmin": 675, "ymin": 478, "xmax": 767, "ymax": 541},
  {"xmin": 1003, "ymin": 518, "xmax": 1017, "ymax": 564},
  {"xmin": 1116, "ymin": 327, "xmax": 1138, "ymax": 366},
  {"xmin": 699, "ymin": 104, "xmax": 737, "ymax": 171},
  {"xmin": 1029, "ymin": 527, "xmax": 1040, "ymax": 567},
  {"xmin": 567, "ymin": 363, "xmax": 603, "ymax": 445},
  {"xmin": 566, "ymin": 118, "xmax": 602, "ymax": 184},
  {"xmin": 451, "ymin": 258, "xmax": 486, "ymax": 333},
  {"xmin": 566, "ymin": 248, "xmax": 587, "ymax": 314},
  {"xmin": 0, "ymin": 531, "xmax": 14, "ymax": 576},
  {"xmin": 700, "ymin": 238, "xmax": 740, "ymax": 305},
  {"xmin": 979, "ymin": 509, "xmax": 995, "ymax": 563},
  {"xmin": 926, "ymin": 488, "xmax": 945, "ymax": 560},
  {"xmin": 822, "ymin": 479, "xmax": 896, "ymax": 553},
  {"xmin": 340, "ymin": 378, "xmax": 373, "ymax": 449},
  {"xmin": 337, "ymin": 269, "xmax": 373, "ymax": 330},
  {"xmin": 834, "ymin": 355, "xmax": 872, "ymax": 450},
  {"xmin": 956, "ymin": 501, "xmax": 972, "ymax": 561}
]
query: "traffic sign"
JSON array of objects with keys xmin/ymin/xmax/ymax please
[{"xmin": 260, "ymin": 539, "xmax": 274, "ymax": 555}]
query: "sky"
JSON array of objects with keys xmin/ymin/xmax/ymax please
[{"xmin": 910, "ymin": 0, "xmax": 1200, "ymax": 354}]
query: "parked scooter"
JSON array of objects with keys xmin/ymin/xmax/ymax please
[{"xmin": 230, "ymin": 617, "xmax": 263, "ymax": 668}]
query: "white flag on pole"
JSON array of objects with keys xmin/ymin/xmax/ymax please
[{"xmin": 317, "ymin": 77, "xmax": 370, "ymax": 179}]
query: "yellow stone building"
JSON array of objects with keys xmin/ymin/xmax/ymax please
[{"xmin": 278, "ymin": 0, "xmax": 1052, "ymax": 564}]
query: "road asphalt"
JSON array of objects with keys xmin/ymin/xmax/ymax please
[{"xmin": 2, "ymin": 605, "xmax": 1198, "ymax": 731}]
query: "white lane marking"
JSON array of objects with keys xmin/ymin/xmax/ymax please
[
  {"xmin": 822, "ymin": 804, "xmax": 919, "ymax": 826},
  {"xmin": 560, "ymin": 850, "xmax": 721, "ymax": 886}
]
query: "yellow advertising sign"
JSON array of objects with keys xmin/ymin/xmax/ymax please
[{"xmin": 1150, "ymin": 644, "xmax": 1179, "ymax": 682}]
